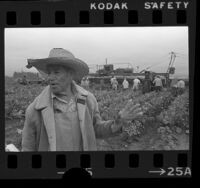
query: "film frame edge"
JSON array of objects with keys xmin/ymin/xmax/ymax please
[{"xmin": 0, "ymin": 0, "xmax": 196, "ymax": 179}]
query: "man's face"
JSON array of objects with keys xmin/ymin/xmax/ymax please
[{"xmin": 47, "ymin": 65, "xmax": 73, "ymax": 95}]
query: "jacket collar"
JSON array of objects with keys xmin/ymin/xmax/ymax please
[{"xmin": 35, "ymin": 81, "xmax": 88, "ymax": 110}]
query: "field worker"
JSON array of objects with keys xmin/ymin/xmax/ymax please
[
  {"xmin": 177, "ymin": 79, "xmax": 185, "ymax": 95},
  {"xmin": 113, "ymin": 77, "xmax": 118, "ymax": 90},
  {"xmin": 153, "ymin": 76, "xmax": 163, "ymax": 92},
  {"xmin": 122, "ymin": 77, "xmax": 129, "ymax": 90},
  {"xmin": 170, "ymin": 78, "xmax": 178, "ymax": 88},
  {"xmin": 21, "ymin": 75, "xmax": 28, "ymax": 85},
  {"xmin": 170, "ymin": 78, "xmax": 178, "ymax": 97},
  {"xmin": 22, "ymin": 48, "xmax": 143, "ymax": 151},
  {"xmin": 110, "ymin": 76, "xmax": 118, "ymax": 90},
  {"xmin": 133, "ymin": 77, "xmax": 140, "ymax": 91},
  {"xmin": 110, "ymin": 75, "xmax": 115, "ymax": 88},
  {"xmin": 160, "ymin": 76, "xmax": 167, "ymax": 87}
]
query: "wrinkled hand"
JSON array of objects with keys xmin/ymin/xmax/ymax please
[
  {"xmin": 118, "ymin": 100, "xmax": 143, "ymax": 121},
  {"xmin": 111, "ymin": 100, "xmax": 143, "ymax": 133}
]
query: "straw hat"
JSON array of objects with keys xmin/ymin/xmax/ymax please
[{"xmin": 26, "ymin": 48, "xmax": 89, "ymax": 81}]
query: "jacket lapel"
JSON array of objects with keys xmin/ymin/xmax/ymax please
[
  {"xmin": 35, "ymin": 86, "xmax": 56, "ymax": 151},
  {"xmin": 76, "ymin": 95, "xmax": 88, "ymax": 150},
  {"xmin": 75, "ymin": 84, "xmax": 89, "ymax": 151},
  {"xmin": 41, "ymin": 107, "xmax": 56, "ymax": 151}
]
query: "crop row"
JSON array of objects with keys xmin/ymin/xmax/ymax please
[
  {"xmin": 157, "ymin": 91, "xmax": 189, "ymax": 129},
  {"xmin": 5, "ymin": 84, "xmax": 45, "ymax": 119}
]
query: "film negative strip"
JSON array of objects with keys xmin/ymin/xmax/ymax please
[{"xmin": 0, "ymin": 0, "xmax": 197, "ymax": 179}]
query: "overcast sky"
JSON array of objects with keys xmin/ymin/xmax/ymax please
[{"xmin": 5, "ymin": 27, "xmax": 188, "ymax": 78}]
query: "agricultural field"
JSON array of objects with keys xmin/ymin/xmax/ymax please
[{"xmin": 5, "ymin": 78, "xmax": 189, "ymax": 151}]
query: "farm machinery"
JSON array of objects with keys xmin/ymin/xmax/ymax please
[
  {"xmin": 88, "ymin": 64, "xmax": 174, "ymax": 87},
  {"xmin": 87, "ymin": 52, "xmax": 177, "ymax": 92}
]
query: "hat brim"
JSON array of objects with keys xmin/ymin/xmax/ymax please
[{"xmin": 26, "ymin": 57, "xmax": 89, "ymax": 81}]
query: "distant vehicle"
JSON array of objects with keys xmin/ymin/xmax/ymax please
[{"xmin": 96, "ymin": 63, "xmax": 134, "ymax": 76}]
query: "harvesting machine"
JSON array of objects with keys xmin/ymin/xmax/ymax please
[{"xmin": 87, "ymin": 52, "xmax": 177, "ymax": 90}]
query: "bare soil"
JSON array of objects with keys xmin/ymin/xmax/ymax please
[{"xmin": 5, "ymin": 117, "xmax": 189, "ymax": 151}]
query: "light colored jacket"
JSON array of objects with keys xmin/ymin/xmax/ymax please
[
  {"xmin": 153, "ymin": 77, "xmax": 163, "ymax": 87},
  {"xmin": 177, "ymin": 80, "xmax": 185, "ymax": 88},
  {"xmin": 22, "ymin": 83, "xmax": 114, "ymax": 151},
  {"xmin": 122, "ymin": 79, "xmax": 129, "ymax": 89},
  {"xmin": 133, "ymin": 78, "xmax": 140, "ymax": 86}
]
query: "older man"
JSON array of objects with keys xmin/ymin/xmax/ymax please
[{"xmin": 22, "ymin": 48, "xmax": 143, "ymax": 151}]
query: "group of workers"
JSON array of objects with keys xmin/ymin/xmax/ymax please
[
  {"xmin": 111, "ymin": 75, "xmax": 186, "ymax": 95},
  {"xmin": 171, "ymin": 78, "xmax": 186, "ymax": 96},
  {"xmin": 81, "ymin": 75, "xmax": 186, "ymax": 94},
  {"xmin": 111, "ymin": 76, "xmax": 141, "ymax": 91}
]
